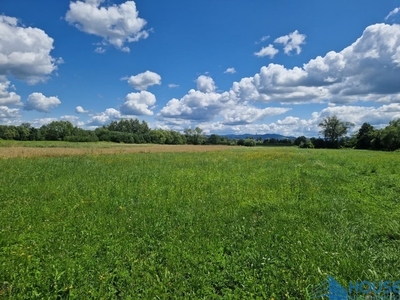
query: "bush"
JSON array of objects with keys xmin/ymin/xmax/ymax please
[
  {"xmin": 299, "ymin": 140, "xmax": 314, "ymax": 148},
  {"xmin": 244, "ymin": 139, "xmax": 256, "ymax": 147}
]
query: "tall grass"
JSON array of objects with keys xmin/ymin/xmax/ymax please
[
  {"xmin": 0, "ymin": 140, "xmax": 146, "ymax": 148},
  {"xmin": 1, "ymin": 147, "xmax": 399, "ymax": 299}
]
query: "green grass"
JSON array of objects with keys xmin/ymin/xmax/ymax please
[
  {"xmin": 0, "ymin": 140, "xmax": 148, "ymax": 148},
  {"xmin": 1, "ymin": 147, "xmax": 400, "ymax": 299}
]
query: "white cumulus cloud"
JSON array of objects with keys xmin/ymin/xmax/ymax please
[
  {"xmin": 61, "ymin": 115, "xmax": 81, "ymax": 125},
  {"xmin": 24, "ymin": 93, "xmax": 61, "ymax": 113},
  {"xmin": 0, "ymin": 77, "xmax": 21, "ymax": 106},
  {"xmin": 120, "ymin": 91, "xmax": 156, "ymax": 115},
  {"xmin": 0, "ymin": 106, "xmax": 20, "ymax": 120},
  {"xmin": 159, "ymin": 75, "xmax": 288, "ymax": 125},
  {"xmin": 127, "ymin": 71, "xmax": 161, "ymax": 90},
  {"xmin": 316, "ymin": 104, "xmax": 400, "ymax": 127},
  {"xmin": 222, "ymin": 106, "xmax": 290, "ymax": 125},
  {"xmin": 75, "ymin": 106, "xmax": 89, "ymax": 114},
  {"xmin": 159, "ymin": 90, "xmax": 228, "ymax": 122},
  {"xmin": 224, "ymin": 67, "xmax": 236, "ymax": 74},
  {"xmin": 274, "ymin": 30, "xmax": 306, "ymax": 55},
  {"xmin": 0, "ymin": 16, "xmax": 60, "ymax": 84},
  {"xmin": 87, "ymin": 108, "xmax": 121, "ymax": 126},
  {"xmin": 231, "ymin": 23, "xmax": 400, "ymax": 105},
  {"xmin": 254, "ymin": 44, "xmax": 279, "ymax": 58},
  {"xmin": 159, "ymin": 23, "xmax": 400, "ymax": 132},
  {"xmin": 65, "ymin": 0, "xmax": 150, "ymax": 52},
  {"xmin": 204, "ymin": 102, "xmax": 400, "ymax": 137},
  {"xmin": 29, "ymin": 118, "xmax": 57, "ymax": 128},
  {"xmin": 196, "ymin": 75, "xmax": 216, "ymax": 93}
]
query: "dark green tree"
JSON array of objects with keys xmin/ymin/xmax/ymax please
[
  {"xmin": 244, "ymin": 138, "xmax": 256, "ymax": 147},
  {"xmin": 95, "ymin": 127, "xmax": 111, "ymax": 141},
  {"xmin": 40, "ymin": 121, "xmax": 75, "ymax": 141},
  {"xmin": 184, "ymin": 127, "xmax": 205, "ymax": 145},
  {"xmin": 310, "ymin": 137, "xmax": 325, "ymax": 148},
  {"xmin": 355, "ymin": 123, "xmax": 375, "ymax": 149},
  {"xmin": 169, "ymin": 130, "xmax": 186, "ymax": 145},
  {"xmin": 208, "ymin": 134, "xmax": 219, "ymax": 145},
  {"xmin": 149, "ymin": 129, "xmax": 167, "ymax": 144},
  {"xmin": 64, "ymin": 127, "xmax": 99, "ymax": 142},
  {"xmin": 16, "ymin": 123, "xmax": 31, "ymax": 141},
  {"xmin": 3, "ymin": 126, "xmax": 19, "ymax": 140},
  {"xmin": 379, "ymin": 119, "xmax": 400, "ymax": 151},
  {"xmin": 294, "ymin": 136, "xmax": 307, "ymax": 146},
  {"xmin": 318, "ymin": 115, "xmax": 354, "ymax": 148},
  {"xmin": 299, "ymin": 139, "xmax": 314, "ymax": 148}
]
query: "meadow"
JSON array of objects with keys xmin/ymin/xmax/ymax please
[{"xmin": 0, "ymin": 143, "xmax": 399, "ymax": 299}]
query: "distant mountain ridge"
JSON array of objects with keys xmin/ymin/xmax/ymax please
[{"xmin": 221, "ymin": 133, "xmax": 296, "ymax": 140}]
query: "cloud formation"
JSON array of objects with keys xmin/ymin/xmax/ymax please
[
  {"xmin": 60, "ymin": 115, "xmax": 83, "ymax": 126},
  {"xmin": 0, "ymin": 106, "xmax": 20, "ymax": 121},
  {"xmin": 274, "ymin": 30, "xmax": 306, "ymax": 55},
  {"xmin": 254, "ymin": 44, "xmax": 279, "ymax": 58},
  {"xmin": 233, "ymin": 23, "xmax": 400, "ymax": 105},
  {"xmin": 65, "ymin": 0, "xmax": 150, "ymax": 52},
  {"xmin": 127, "ymin": 71, "xmax": 161, "ymax": 90},
  {"xmin": 0, "ymin": 77, "xmax": 21, "ymax": 106},
  {"xmin": 157, "ymin": 23, "xmax": 400, "ymax": 134},
  {"xmin": 120, "ymin": 91, "xmax": 156, "ymax": 115},
  {"xmin": 94, "ymin": 47, "xmax": 106, "ymax": 54},
  {"xmin": 385, "ymin": 7, "xmax": 400, "ymax": 20},
  {"xmin": 224, "ymin": 67, "xmax": 236, "ymax": 74},
  {"xmin": 75, "ymin": 106, "xmax": 89, "ymax": 114},
  {"xmin": 160, "ymin": 90, "xmax": 228, "ymax": 121},
  {"xmin": 87, "ymin": 108, "xmax": 121, "ymax": 126},
  {"xmin": 159, "ymin": 75, "xmax": 288, "ymax": 124},
  {"xmin": 192, "ymin": 101, "xmax": 400, "ymax": 137},
  {"xmin": 0, "ymin": 16, "xmax": 60, "ymax": 84},
  {"xmin": 255, "ymin": 35, "xmax": 270, "ymax": 44},
  {"xmin": 317, "ymin": 103, "xmax": 400, "ymax": 127},
  {"xmin": 24, "ymin": 93, "xmax": 61, "ymax": 113},
  {"xmin": 221, "ymin": 106, "xmax": 290, "ymax": 125},
  {"xmin": 196, "ymin": 75, "xmax": 216, "ymax": 93}
]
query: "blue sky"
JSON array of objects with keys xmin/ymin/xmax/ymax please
[{"xmin": 1, "ymin": 0, "xmax": 400, "ymax": 136}]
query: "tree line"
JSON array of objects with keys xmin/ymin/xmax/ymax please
[
  {"xmin": 295, "ymin": 115, "xmax": 400, "ymax": 151},
  {"xmin": 0, "ymin": 120, "xmax": 292, "ymax": 147},
  {"xmin": 0, "ymin": 119, "xmax": 225, "ymax": 145},
  {"xmin": 1, "ymin": 116, "xmax": 400, "ymax": 151}
]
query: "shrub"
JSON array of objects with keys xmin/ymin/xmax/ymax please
[
  {"xmin": 299, "ymin": 140, "xmax": 314, "ymax": 148},
  {"xmin": 244, "ymin": 139, "xmax": 256, "ymax": 147}
]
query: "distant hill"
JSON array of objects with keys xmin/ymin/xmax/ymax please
[{"xmin": 221, "ymin": 133, "xmax": 296, "ymax": 140}]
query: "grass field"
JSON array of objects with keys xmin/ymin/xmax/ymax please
[
  {"xmin": 1, "ymin": 144, "xmax": 400, "ymax": 299},
  {"xmin": 0, "ymin": 140, "xmax": 232, "ymax": 158}
]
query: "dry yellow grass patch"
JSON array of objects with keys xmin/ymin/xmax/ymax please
[{"xmin": 0, "ymin": 144, "xmax": 234, "ymax": 158}]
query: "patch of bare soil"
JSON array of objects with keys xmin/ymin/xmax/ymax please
[{"xmin": 0, "ymin": 145, "xmax": 234, "ymax": 158}]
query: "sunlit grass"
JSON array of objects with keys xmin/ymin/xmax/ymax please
[
  {"xmin": 1, "ymin": 147, "xmax": 399, "ymax": 298},
  {"xmin": 0, "ymin": 140, "xmax": 151, "ymax": 148}
]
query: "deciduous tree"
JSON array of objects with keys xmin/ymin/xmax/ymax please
[{"xmin": 319, "ymin": 115, "xmax": 354, "ymax": 148}]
